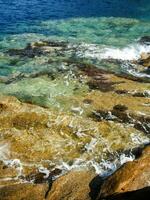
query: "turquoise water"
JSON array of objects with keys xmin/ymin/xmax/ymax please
[
  {"xmin": 0, "ymin": 17, "xmax": 150, "ymax": 49},
  {"xmin": 0, "ymin": 0, "xmax": 150, "ymax": 46},
  {"xmin": 0, "ymin": 1, "xmax": 150, "ymax": 107}
]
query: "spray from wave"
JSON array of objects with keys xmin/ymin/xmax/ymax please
[{"xmin": 76, "ymin": 43, "xmax": 150, "ymax": 61}]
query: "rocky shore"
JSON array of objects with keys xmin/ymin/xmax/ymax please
[
  {"xmin": 0, "ymin": 146, "xmax": 150, "ymax": 200},
  {"xmin": 0, "ymin": 38, "xmax": 150, "ymax": 199}
]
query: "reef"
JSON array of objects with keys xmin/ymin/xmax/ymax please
[{"xmin": 0, "ymin": 39, "xmax": 150, "ymax": 199}]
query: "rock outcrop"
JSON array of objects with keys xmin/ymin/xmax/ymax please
[
  {"xmin": 47, "ymin": 170, "xmax": 95, "ymax": 200},
  {"xmin": 97, "ymin": 146, "xmax": 150, "ymax": 199},
  {"xmin": 138, "ymin": 52, "xmax": 150, "ymax": 68},
  {"xmin": 0, "ymin": 183, "xmax": 48, "ymax": 200}
]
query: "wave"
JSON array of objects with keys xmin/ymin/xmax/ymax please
[{"xmin": 76, "ymin": 43, "xmax": 150, "ymax": 61}]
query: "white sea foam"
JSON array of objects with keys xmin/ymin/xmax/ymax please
[
  {"xmin": 131, "ymin": 132, "xmax": 150, "ymax": 145},
  {"xmin": 57, "ymin": 152, "xmax": 135, "ymax": 177},
  {"xmin": 39, "ymin": 167, "xmax": 50, "ymax": 178},
  {"xmin": 0, "ymin": 143, "xmax": 10, "ymax": 160},
  {"xmin": 122, "ymin": 63, "xmax": 150, "ymax": 78},
  {"xmin": 4, "ymin": 159, "xmax": 23, "ymax": 177},
  {"xmin": 84, "ymin": 138, "xmax": 97, "ymax": 153},
  {"xmin": 96, "ymin": 44, "xmax": 150, "ymax": 61},
  {"xmin": 76, "ymin": 43, "xmax": 150, "ymax": 61}
]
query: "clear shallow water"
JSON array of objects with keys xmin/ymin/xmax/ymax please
[{"xmin": 0, "ymin": 0, "xmax": 149, "ymax": 120}]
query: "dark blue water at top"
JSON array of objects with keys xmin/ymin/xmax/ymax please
[{"xmin": 0, "ymin": 0, "xmax": 150, "ymax": 35}]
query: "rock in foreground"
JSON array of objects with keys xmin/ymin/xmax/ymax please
[
  {"xmin": 47, "ymin": 170, "xmax": 95, "ymax": 200},
  {"xmin": 97, "ymin": 146, "xmax": 150, "ymax": 199}
]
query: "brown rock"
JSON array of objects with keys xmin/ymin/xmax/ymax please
[
  {"xmin": 99, "ymin": 187, "xmax": 150, "ymax": 200},
  {"xmin": 0, "ymin": 183, "xmax": 48, "ymax": 200},
  {"xmin": 141, "ymin": 52, "xmax": 150, "ymax": 61},
  {"xmin": 139, "ymin": 53, "xmax": 150, "ymax": 67},
  {"xmin": 47, "ymin": 170, "xmax": 95, "ymax": 200},
  {"xmin": 139, "ymin": 36, "xmax": 150, "ymax": 45},
  {"xmin": 97, "ymin": 146, "xmax": 150, "ymax": 199},
  {"xmin": 0, "ymin": 161, "xmax": 17, "ymax": 180}
]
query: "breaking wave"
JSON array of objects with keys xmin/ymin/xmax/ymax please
[{"xmin": 76, "ymin": 43, "xmax": 150, "ymax": 61}]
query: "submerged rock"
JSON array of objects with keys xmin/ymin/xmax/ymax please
[
  {"xmin": 139, "ymin": 36, "xmax": 150, "ymax": 45},
  {"xmin": 97, "ymin": 146, "xmax": 150, "ymax": 199},
  {"xmin": 77, "ymin": 63, "xmax": 123, "ymax": 92},
  {"xmin": 138, "ymin": 52, "xmax": 150, "ymax": 68},
  {"xmin": 7, "ymin": 43, "xmax": 45, "ymax": 58},
  {"xmin": 0, "ymin": 183, "xmax": 48, "ymax": 200},
  {"xmin": 0, "ymin": 161, "xmax": 18, "ymax": 186},
  {"xmin": 6, "ymin": 40, "xmax": 68, "ymax": 58}
]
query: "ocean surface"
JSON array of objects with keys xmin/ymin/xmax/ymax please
[
  {"xmin": 0, "ymin": 0, "xmax": 150, "ymax": 76},
  {"xmin": 0, "ymin": 0, "xmax": 150, "ymax": 40},
  {"xmin": 0, "ymin": 0, "xmax": 150, "ymax": 178}
]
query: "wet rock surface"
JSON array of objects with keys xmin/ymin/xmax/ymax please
[
  {"xmin": 6, "ymin": 41, "xmax": 68, "ymax": 58},
  {"xmin": 90, "ymin": 105, "xmax": 150, "ymax": 134},
  {"xmin": 139, "ymin": 36, "xmax": 150, "ymax": 45},
  {"xmin": 97, "ymin": 146, "xmax": 150, "ymax": 200},
  {"xmin": 47, "ymin": 170, "xmax": 95, "ymax": 200},
  {"xmin": 0, "ymin": 183, "xmax": 49, "ymax": 200}
]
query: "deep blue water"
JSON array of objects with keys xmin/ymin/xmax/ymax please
[{"xmin": 0, "ymin": 0, "xmax": 150, "ymax": 35}]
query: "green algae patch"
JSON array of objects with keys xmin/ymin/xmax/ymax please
[{"xmin": 0, "ymin": 75, "xmax": 89, "ymax": 111}]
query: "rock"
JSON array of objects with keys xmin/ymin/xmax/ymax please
[
  {"xmin": 97, "ymin": 146, "xmax": 150, "ymax": 199},
  {"xmin": 77, "ymin": 63, "xmax": 122, "ymax": 92},
  {"xmin": 139, "ymin": 36, "xmax": 150, "ymax": 45},
  {"xmin": 113, "ymin": 104, "xmax": 128, "ymax": 112},
  {"xmin": 12, "ymin": 112, "xmax": 48, "ymax": 129},
  {"xmin": 138, "ymin": 53, "xmax": 150, "ymax": 68},
  {"xmin": 32, "ymin": 40, "xmax": 67, "ymax": 48},
  {"xmin": 47, "ymin": 170, "xmax": 96, "ymax": 200},
  {"xmin": 0, "ymin": 183, "xmax": 48, "ymax": 200},
  {"xmin": 140, "ymin": 52, "xmax": 150, "ymax": 61},
  {"xmin": 26, "ymin": 168, "xmax": 62, "ymax": 184},
  {"xmin": 83, "ymin": 99, "xmax": 93, "ymax": 105},
  {"xmin": 90, "ymin": 103, "xmax": 150, "ymax": 134},
  {"xmin": 6, "ymin": 40, "xmax": 67, "ymax": 58},
  {"xmin": 132, "ymin": 91, "xmax": 150, "ymax": 97},
  {"xmin": 100, "ymin": 187, "xmax": 150, "ymax": 200},
  {"xmin": 115, "ymin": 90, "xmax": 128, "ymax": 95},
  {"xmin": 0, "ymin": 161, "xmax": 18, "ymax": 187},
  {"xmin": 7, "ymin": 44, "xmax": 44, "ymax": 58}
]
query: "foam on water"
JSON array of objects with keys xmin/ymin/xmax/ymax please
[
  {"xmin": 73, "ymin": 41, "xmax": 150, "ymax": 78},
  {"xmin": 57, "ymin": 152, "xmax": 135, "ymax": 177},
  {"xmin": 4, "ymin": 159, "xmax": 23, "ymax": 177},
  {"xmin": 76, "ymin": 43, "xmax": 150, "ymax": 61},
  {"xmin": 1, "ymin": 128, "xmax": 149, "ymax": 182},
  {"xmin": 122, "ymin": 62, "xmax": 150, "ymax": 78},
  {"xmin": 0, "ymin": 143, "xmax": 10, "ymax": 160},
  {"xmin": 98, "ymin": 44, "xmax": 150, "ymax": 61},
  {"xmin": 131, "ymin": 132, "xmax": 150, "ymax": 145}
]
